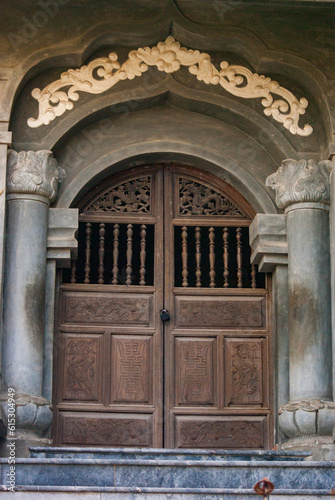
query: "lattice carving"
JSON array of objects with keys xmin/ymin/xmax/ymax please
[
  {"xmin": 84, "ymin": 177, "xmax": 151, "ymax": 214},
  {"xmin": 28, "ymin": 37, "xmax": 313, "ymax": 137},
  {"xmin": 179, "ymin": 178, "xmax": 245, "ymax": 216}
]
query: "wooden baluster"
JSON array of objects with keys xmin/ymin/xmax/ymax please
[
  {"xmin": 70, "ymin": 259, "xmax": 76, "ymax": 284},
  {"xmin": 84, "ymin": 222, "xmax": 91, "ymax": 284},
  {"xmin": 209, "ymin": 227, "xmax": 215, "ymax": 288},
  {"xmin": 181, "ymin": 226, "xmax": 188, "ymax": 287},
  {"xmin": 98, "ymin": 223, "xmax": 105, "ymax": 284},
  {"xmin": 112, "ymin": 223, "xmax": 120, "ymax": 285},
  {"xmin": 140, "ymin": 224, "xmax": 147, "ymax": 286},
  {"xmin": 223, "ymin": 227, "xmax": 229, "ymax": 288},
  {"xmin": 195, "ymin": 226, "xmax": 201, "ymax": 287},
  {"xmin": 126, "ymin": 224, "xmax": 133, "ymax": 285},
  {"xmin": 236, "ymin": 227, "xmax": 243, "ymax": 288},
  {"xmin": 251, "ymin": 264, "xmax": 257, "ymax": 289}
]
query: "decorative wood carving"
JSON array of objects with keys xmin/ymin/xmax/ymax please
[
  {"xmin": 195, "ymin": 227, "xmax": 201, "ymax": 287},
  {"xmin": 209, "ymin": 227, "xmax": 216, "ymax": 287},
  {"xmin": 85, "ymin": 178, "xmax": 150, "ymax": 214},
  {"xmin": 179, "ymin": 178, "xmax": 245, "ymax": 217},
  {"xmin": 112, "ymin": 223, "xmax": 120, "ymax": 285},
  {"xmin": 176, "ymin": 416, "xmax": 265, "ymax": 448},
  {"xmin": 225, "ymin": 339, "xmax": 264, "ymax": 406},
  {"xmin": 223, "ymin": 227, "xmax": 229, "ymax": 287},
  {"xmin": 181, "ymin": 226, "xmax": 188, "ymax": 287},
  {"xmin": 98, "ymin": 223, "xmax": 105, "ymax": 284},
  {"xmin": 111, "ymin": 336, "xmax": 152, "ymax": 404},
  {"xmin": 177, "ymin": 297, "xmax": 265, "ymax": 328},
  {"xmin": 28, "ymin": 37, "xmax": 312, "ymax": 137},
  {"xmin": 140, "ymin": 225, "xmax": 147, "ymax": 286},
  {"xmin": 62, "ymin": 336, "xmax": 100, "ymax": 401},
  {"xmin": 64, "ymin": 293, "xmax": 150, "ymax": 324},
  {"xmin": 84, "ymin": 177, "xmax": 151, "ymax": 214},
  {"xmin": 175, "ymin": 339, "xmax": 214, "ymax": 406},
  {"xmin": 62, "ymin": 413, "xmax": 152, "ymax": 446}
]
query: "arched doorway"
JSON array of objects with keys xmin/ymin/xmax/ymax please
[{"xmin": 53, "ymin": 163, "xmax": 273, "ymax": 449}]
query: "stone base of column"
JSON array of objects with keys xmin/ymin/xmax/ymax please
[
  {"xmin": 0, "ymin": 393, "xmax": 53, "ymax": 457},
  {"xmin": 279, "ymin": 400, "xmax": 335, "ymax": 453}
]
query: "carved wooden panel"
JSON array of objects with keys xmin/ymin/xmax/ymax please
[
  {"xmin": 175, "ymin": 415, "xmax": 266, "ymax": 449},
  {"xmin": 175, "ymin": 338, "xmax": 215, "ymax": 406},
  {"xmin": 179, "ymin": 178, "xmax": 245, "ymax": 217},
  {"xmin": 176, "ymin": 296, "xmax": 265, "ymax": 328},
  {"xmin": 225, "ymin": 339, "xmax": 265, "ymax": 407},
  {"xmin": 62, "ymin": 291, "xmax": 151, "ymax": 325},
  {"xmin": 59, "ymin": 334, "xmax": 103, "ymax": 402},
  {"xmin": 60, "ymin": 412, "xmax": 153, "ymax": 446},
  {"xmin": 84, "ymin": 176, "xmax": 151, "ymax": 214},
  {"xmin": 111, "ymin": 336, "xmax": 152, "ymax": 404}
]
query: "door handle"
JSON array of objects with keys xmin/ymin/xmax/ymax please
[{"xmin": 160, "ymin": 309, "xmax": 170, "ymax": 322}]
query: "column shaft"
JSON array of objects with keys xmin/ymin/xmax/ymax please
[
  {"xmin": 2, "ymin": 195, "xmax": 49, "ymax": 395},
  {"xmin": 287, "ymin": 206, "xmax": 332, "ymax": 401}
]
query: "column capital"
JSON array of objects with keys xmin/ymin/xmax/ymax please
[
  {"xmin": 266, "ymin": 158, "xmax": 332, "ymax": 211},
  {"xmin": 7, "ymin": 150, "xmax": 65, "ymax": 202}
]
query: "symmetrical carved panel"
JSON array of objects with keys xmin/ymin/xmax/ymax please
[
  {"xmin": 176, "ymin": 297, "xmax": 265, "ymax": 328},
  {"xmin": 225, "ymin": 339, "xmax": 264, "ymax": 406},
  {"xmin": 84, "ymin": 177, "xmax": 151, "ymax": 214},
  {"xmin": 179, "ymin": 178, "xmax": 245, "ymax": 217},
  {"xmin": 111, "ymin": 336, "xmax": 152, "ymax": 404},
  {"xmin": 61, "ymin": 413, "xmax": 152, "ymax": 446},
  {"xmin": 61, "ymin": 335, "xmax": 102, "ymax": 401},
  {"xmin": 175, "ymin": 338, "xmax": 214, "ymax": 406},
  {"xmin": 175, "ymin": 416, "xmax": 266, "ymax": 449},
  {"xmin": 63, "ymin": 292, "xmax": 151, "ymax": 325}
]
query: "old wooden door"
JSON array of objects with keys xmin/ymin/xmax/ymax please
[{"xmin": 54, "ymin": 164, "xmax": 273, "ymax": 449}]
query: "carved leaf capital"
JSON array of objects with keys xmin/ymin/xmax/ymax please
[
  {"xmin": 266, "ymin": 159, "xmax": 332, "ymax": 210},
  {"xmin": 7, "ymin": 150, "xmax": 65, "ymax": 202}
]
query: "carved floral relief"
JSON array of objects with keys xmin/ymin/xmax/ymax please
[{"xmin": 28, "ymin": 37, "xmax": 312, "ymax": 136}]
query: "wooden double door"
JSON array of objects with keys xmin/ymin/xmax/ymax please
[{"xmin": 54, "ymin": 164, "xmax": 273, "ymax": 449}]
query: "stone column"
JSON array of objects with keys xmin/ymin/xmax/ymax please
[
  {"xmin": 267, "ymin": 159, "xmax": 335, "ymax": 449},
  {"xmin": 1, "ymin": 150, "xmax": 64, "ymax": 452}
]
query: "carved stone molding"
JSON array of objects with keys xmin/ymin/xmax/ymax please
[
  {"xmin": 279, "ymin": 400, "xmax": 335, "ymax": 439},
  {"xmin": 7, "ymin": 150, "xmax": 65, "ymax": 202},
  {"xmin": 28, "ymin": 36, "xmax": 312, "ymax": 137},
  {"xmin": 0, "ymin": 392, "xmax": 52, "ymax": 438},
  {"xmin": 266, "ymin": 159, "xmax": 332, "ymax": 210},
  {"xmin": 249, "ymin": 214, "xmax": 288, "ymax": 272}
]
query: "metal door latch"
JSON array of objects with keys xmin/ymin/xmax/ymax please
[{"xmin": 160, "ymin": 309, "xmax": 170, "ymax": 322}]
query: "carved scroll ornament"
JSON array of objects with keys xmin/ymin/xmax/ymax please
[
  {"xmin": 266, "ymin": 158, "xmax": 332, "ymax": 210},
  {"xmin": 28, "ymin": 36, "xmax": 312, "ymax": 136}
]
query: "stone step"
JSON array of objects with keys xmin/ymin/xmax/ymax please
[
  {"xmin": 30, "ymin": 446, "xmax": 311, "ymax": 461},
  {"xmin": 0, "ymin": 451, "xmax": 334, "ymax": 496}
]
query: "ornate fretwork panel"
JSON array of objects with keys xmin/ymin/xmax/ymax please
[
  {"xmin": 179, "ymin": 178, "xmax": 245, "ymax": 217},
  {"xmin": 84, "ymin": 177, "xmax": 151, "ymax": 214}
]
